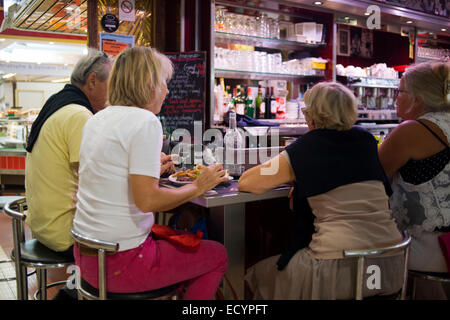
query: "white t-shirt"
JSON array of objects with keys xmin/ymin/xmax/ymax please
[{"xmin": 73, "ymin": 106, "xmax": 162, "ymax": 251}]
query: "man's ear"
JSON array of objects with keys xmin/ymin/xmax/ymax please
[
  {"xmin": 86, "ymin": 72, "xmax": 97, "ymax": 90},
  {"xmin": 413, "ymin": 94, "xmax": 424, "ymax": 106}
]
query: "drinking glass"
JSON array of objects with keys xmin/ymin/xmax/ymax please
[
  {"xmin": 258, "ymin": 13, "xmax": 268, "ymax": 38},
  {"xmin": 273, "ymin": 18, "xmax": 280, "ymax": 39},
  {"xmin": 215, "ymin": 6, "xmax": 227, "ymax": 32},
  {"xmin": 236, "ymin": 15, "xmax": 245, "ymax": 35},
  {"xmin": 260, "ymin": 51, "xmax": 268, "ymax": 73},
  {"xmin": 267, "ymin": 18, "xmax": 274, "ymax": 38}
]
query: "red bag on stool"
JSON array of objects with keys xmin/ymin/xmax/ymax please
[{"xmin": 151, "ymin": 224, "xmax": 203, "ymax": 250}]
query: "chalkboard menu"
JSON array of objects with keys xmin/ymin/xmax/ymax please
[{"xmin": 160, "ymin": 52, "xmax": 206, "ymax": 137}]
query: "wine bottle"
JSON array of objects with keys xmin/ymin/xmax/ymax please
[
  {"xmin": 255, "ymin": 85, "xmax": 264, "ymax": 119},
  {"xmin": 245, "ymin": 87, "xmax": 255, "ymax": 118},
  {"xmin": 269, "ymin": 87, "xmax": 277, "ymax": 119},
  {"xmin": 234, "ymin": 85, "xmax": 245, "ymax": 115}
]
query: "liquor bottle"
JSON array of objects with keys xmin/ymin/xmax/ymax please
[
  {"xmin": 264, "ymin": 86, "xmax": 271, "ymax": 119},
  {"xmin": 265, "ymin": 87, "xmax": 277, "ymax": 119},
  {"xmin": 244, "ymin": 87, "xmax": 255, "ymax": 118},
  {"xmin": 234, "ymin": 85, "xmax": 245, "ymax": 115},
  {"xmin": 223, "ymin": 112, "xmax": 245, "ymax": 177},
  {"xmin": 255, "ymin": 85, "xmax": 264, "ymax": 119}
]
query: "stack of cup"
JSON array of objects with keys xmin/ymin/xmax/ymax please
[{"xmin": 286, "ymin": 99, "xmax": 299, "ymax": 119}]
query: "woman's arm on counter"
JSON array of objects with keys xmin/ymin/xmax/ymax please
[
  {"xmin": 131, "ymin": 164, "xmax": 228, "ymax": 213},
  {"xmin": 238, "ymin": 154, "xmax": 295, "ymax": 195}
]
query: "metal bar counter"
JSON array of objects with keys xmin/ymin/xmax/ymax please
[{"xmin": 160, "ymin": 179, "xmax": 290, "ymax": 300}]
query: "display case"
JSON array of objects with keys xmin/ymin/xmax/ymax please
[
  {"xmin": 0, "ymin": 119, "xmax": 30, "ymax": 176},
  {"xmin": 337, "ymin": 75, "xmax": 400, "ymax": 122}
]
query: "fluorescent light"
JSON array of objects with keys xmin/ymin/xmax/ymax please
[
  {"xmin": 0, "ymin": 39, "xmax": 5, "ymax": 42},
  {"xmin": 51, "ymin": 77, "xmax": 71, "ymax": 83},
  {"xmin": 2, "ymin": 73, "xmax": 16, "ymax": 79},
  {"xmin": 406, "ymin": 20, "xmax": 413, "ymax": 24},
  {"xmin": 0, "ymin": 42, "xmax": 86, "ymax": 65},
  {"xmin": 441, "ymin": 28, "xmax": 447, "ymax": 32},
  {"xmin": 314, "ymin": 1, "xmax": 323, "ymax": 5},
  {"xmin": 49, "ymin": 42, "xmax": 55, "ymax": 45},
  {"xmin": 364, "ymin": 12, "xmax": 370, "ymax": 16}
]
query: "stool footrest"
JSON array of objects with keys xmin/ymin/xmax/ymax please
[
  {"xmin": 409, "ymin": 270, "xmax": 450, "ymax": 282},
  {"xmin": 79, "ymin": 278, "xmax": 181, "ymax": 300},
  {"xmin": 33, "ymin": 280, "xmax": 68, "ymax": 300}
]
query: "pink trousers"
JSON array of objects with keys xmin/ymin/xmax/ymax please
[{"xmin": 73, "ymin": 236, "xmax": 228, "ymax": 300}]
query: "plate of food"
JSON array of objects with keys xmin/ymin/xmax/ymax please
[{"xmin": 168, "ymin": 164, "xmax": 233, "ymax": 186}]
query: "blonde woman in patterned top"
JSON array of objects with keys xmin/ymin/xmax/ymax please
[{"xmin": 379, "ymin": 61, "xmax": 450, "ymax": 299}]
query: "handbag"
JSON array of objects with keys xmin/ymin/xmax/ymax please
[{"xmin": 151, "ymin": 224, "xmax": 203, "ymax": 250}]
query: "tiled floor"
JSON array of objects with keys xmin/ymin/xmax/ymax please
[{"xmin": 0, "ymin": 245, "xmax": 19, "ymax": 300}]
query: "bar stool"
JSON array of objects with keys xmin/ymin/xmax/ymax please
[
  {"xmin": 3, "ymin": 197, "xmax": 74, "ymax": 300},
  {"xmin": 408, "ymin": 270, "xmax": 450, "ymax": 299},
  {"xmin": 70, "ymin": 228, "xmax": 182, "ymax": 300},
  {"xmin": 343, "ymin": 231, "xmax": 411, "ymax": 300}
]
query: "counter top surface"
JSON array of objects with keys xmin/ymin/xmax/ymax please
[{"xmin": 160, "ymin": 179, "xmax": 290, "ymax": 208}]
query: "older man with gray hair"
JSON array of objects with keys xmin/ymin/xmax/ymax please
[
  {"xmin": 25, "ymin": 49, "xmax": 112, "ymax": 259},
  {"xmin": 24, "ymin": 49, "xmax": 112, "ymax": 300}
]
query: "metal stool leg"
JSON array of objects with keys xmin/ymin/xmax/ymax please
[
  {"xmin": 411, "ymin": 276, "xmax": 417, "ymax": 300},
  {"xmin": 37, "ymin": 269, "xmax": 47, "ymax": 300},
  {"xmin": 15, "ymin": 265, "xmax": 28, "ymax": 300}
]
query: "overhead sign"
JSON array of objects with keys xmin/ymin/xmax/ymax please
[
  {"xmin": 101, "ymin": 14, "xmax": 119, "ymax": 33},
  {"xmin": 0, "ymin": 62, "xmax": 73, "ymax": 76},
  {"xmin": 119, "ymin": 0, "xmax": 135, "ymax": 22},
  {"xmin": 100, "ymin": 33, "xmax": 134, "ymax": 56}
]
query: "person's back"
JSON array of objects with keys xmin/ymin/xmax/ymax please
[
  {"xmin": 24, "ymin": 50, "xmax": 111, "ymax": 255},
  {"xmin": 239, "ymin": 82, "xmax": 405, "ymax": 300},
  {"xmin": 378, "ymin": 61, "xmax": 450, "ymax": 299},
  {"xmin": 26, "ymin": 105, "xmax": 92, "ymax": 252}
]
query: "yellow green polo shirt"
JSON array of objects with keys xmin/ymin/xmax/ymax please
[{"xmin": 25, "ymin": 104, "xmax": 92, "ymax": 252}]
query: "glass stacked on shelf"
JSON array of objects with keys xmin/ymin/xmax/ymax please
[
  {"xmin": 213, "ymin": 3, "xmax": 327, "ymax": 126},
  {"xmin": 215, "ymin": 46, "xmax": 326, "ymax": 76},
  {"xmin": 215, "ymin": 6, "xmax": 280, "ymax": 39},
  {"xmin": 417, "ymin": 47, "xmax": 450, "ymax": 61}
]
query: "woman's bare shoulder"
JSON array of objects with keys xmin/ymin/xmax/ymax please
[{"xmin": 387, "ymin": 120, "xmax": 423, "ymax": 141}]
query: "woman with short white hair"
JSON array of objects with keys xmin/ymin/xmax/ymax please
[
  {"xmin": 239, "ymin": 81, "xmax": 403, "ymax": 299},
  {"xmin": 379, "ymin": 61, "xmax": 450, "ymax": 299}
]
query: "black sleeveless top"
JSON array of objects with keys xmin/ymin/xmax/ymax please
[
  {"xmin": 400, "ymin": 120, "xmax": 450, "ymax": 185},
  {"xmin": 399, "ymin": 120, "xmax": 450, "ymax": 233}
]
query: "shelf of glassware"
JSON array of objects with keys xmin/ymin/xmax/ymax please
[
  {"xmin": 215, "ymin": 31, "xmax": 326, "ymax": 51},
  {"xmin": 342, "ymin": 76, "xmax": 400, "ymax": 89},
  {"xmin": 415, "ymin": 56, "xmax": 445, "ymax": 64},
  {"xmin": 215, "ymin": 69, "xmax": 325, "ymax": 81}
]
